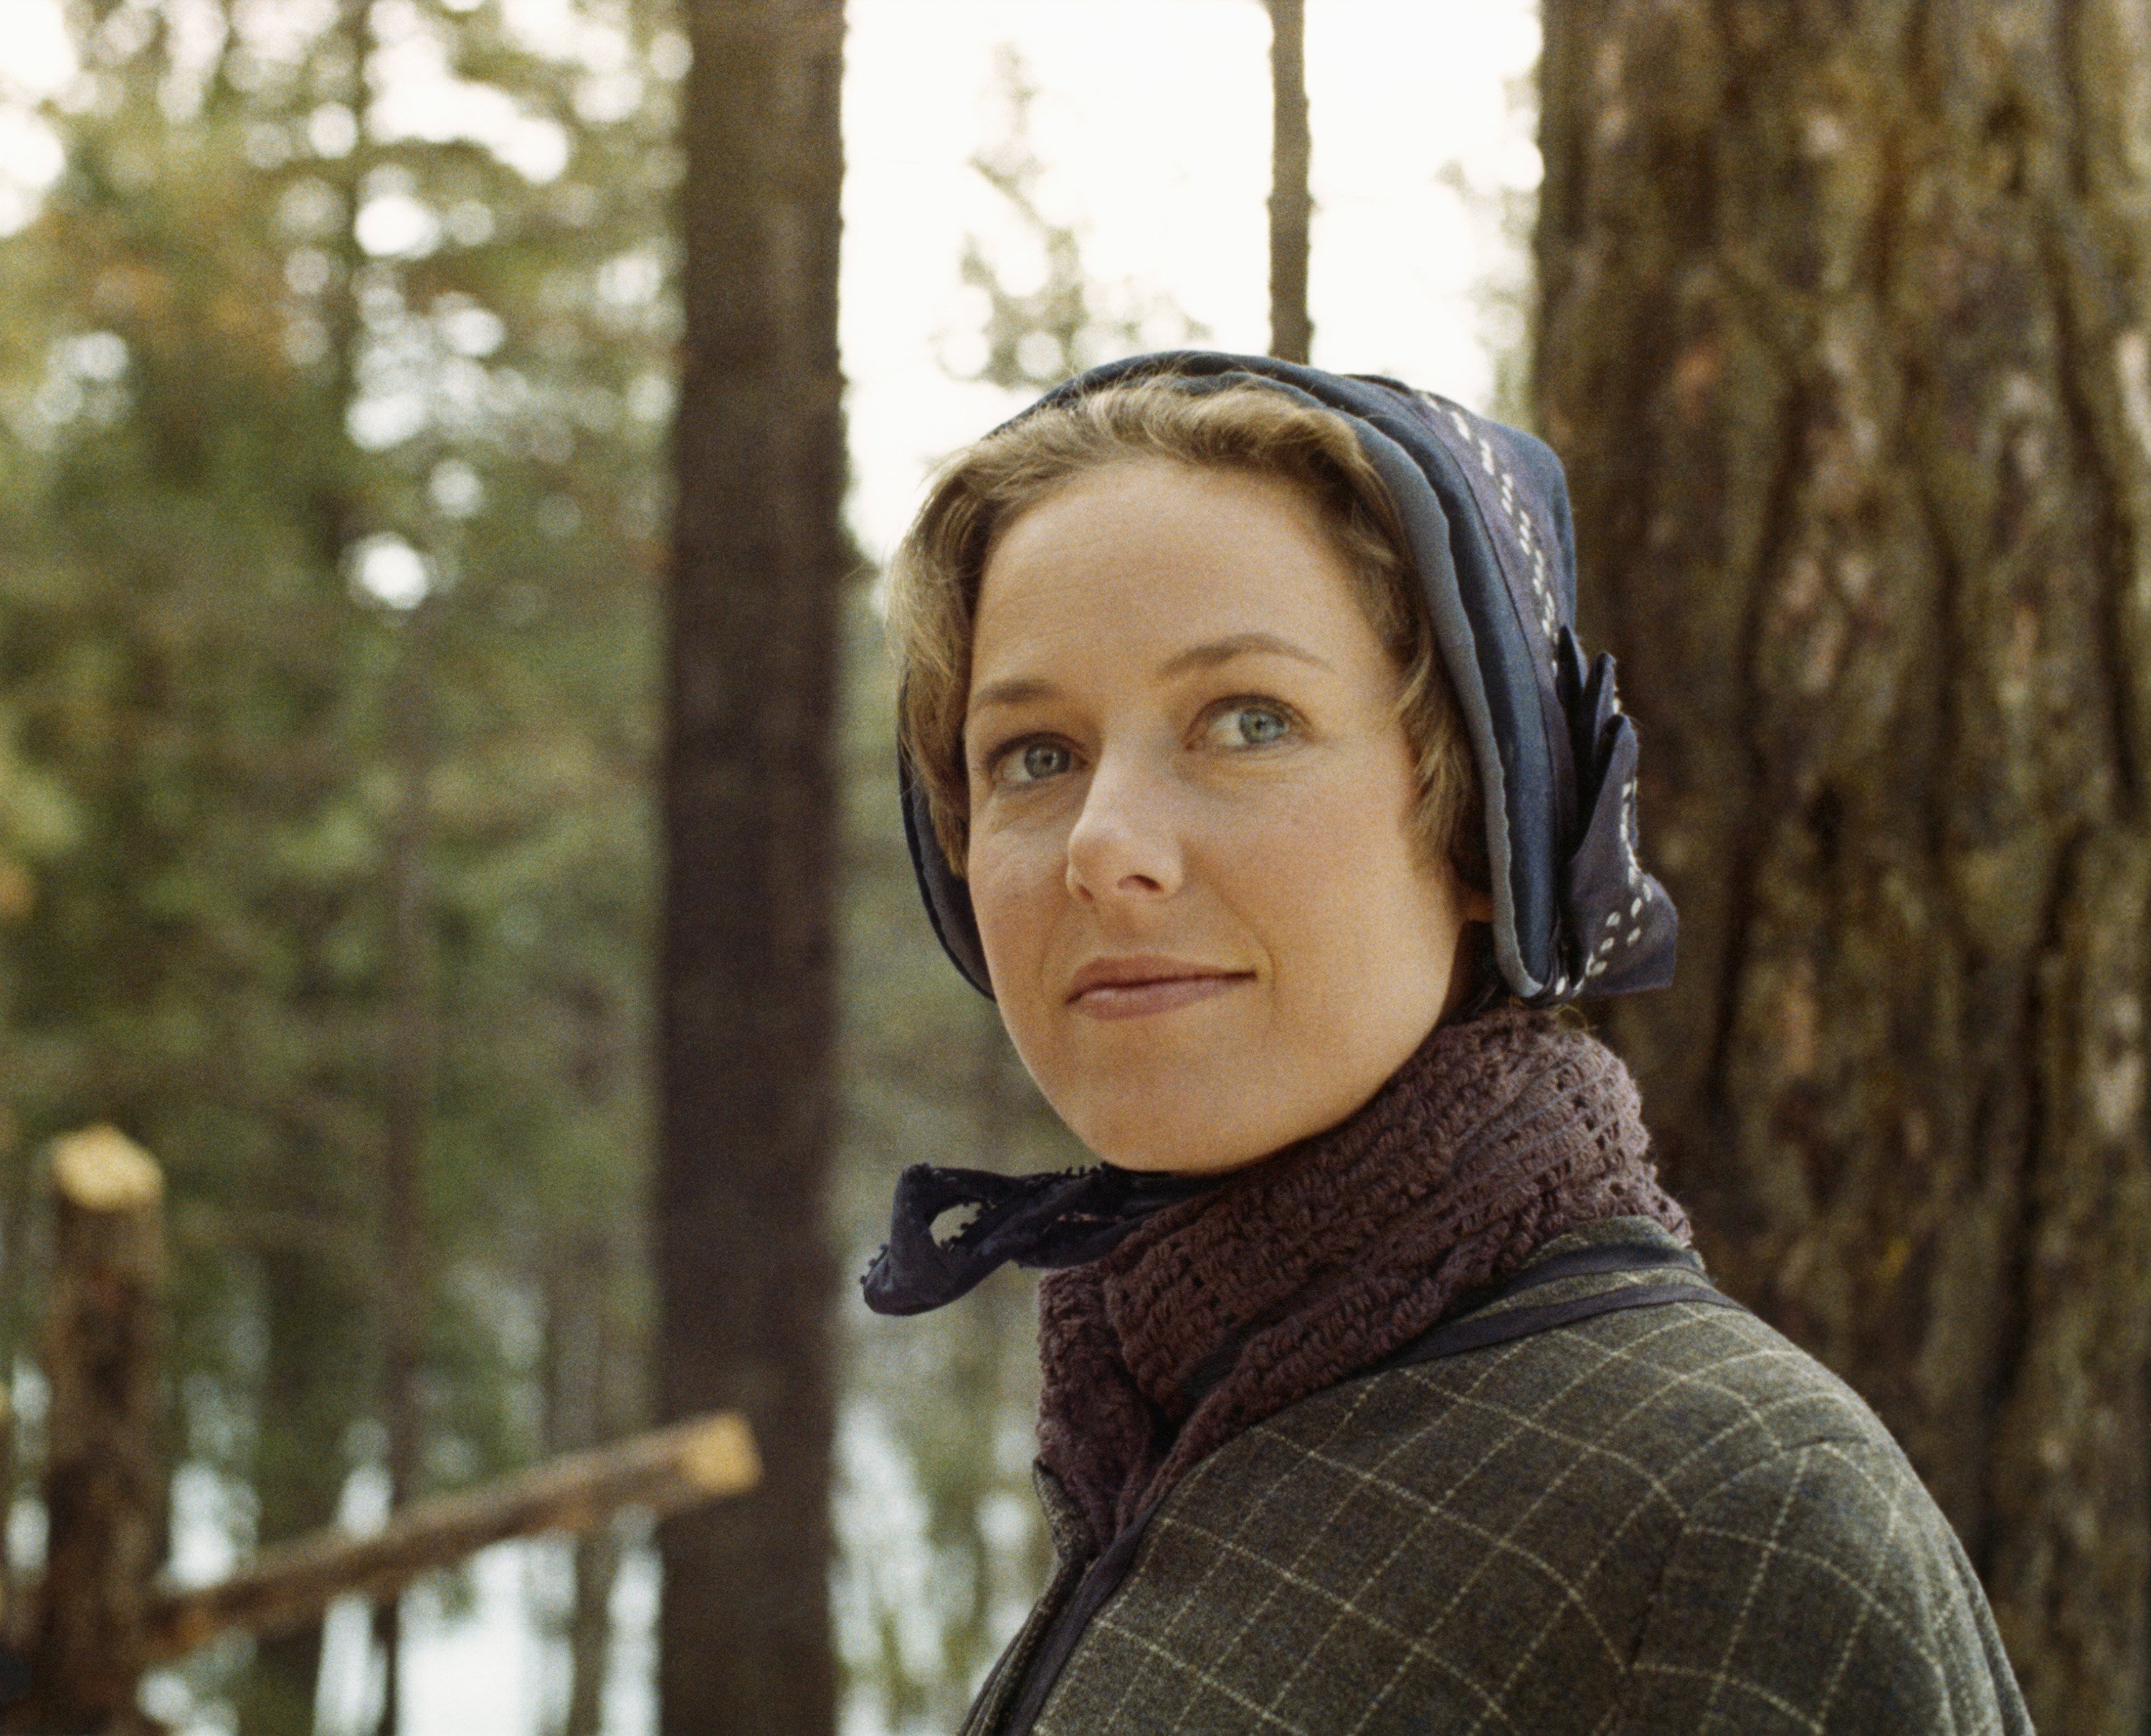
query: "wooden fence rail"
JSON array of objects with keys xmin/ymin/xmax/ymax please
[
  {"xmin": 3, "ymin": 1130, "xmax": 760, "ymax": 1733},
  {"xmin": 142, "ymin": 1412, "xmax": 758, "ymax": 1664}
]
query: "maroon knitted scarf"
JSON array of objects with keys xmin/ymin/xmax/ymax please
[{"xmin": 1035, "ymin": 1005, "xmax": 1691, "ymax": 1545}]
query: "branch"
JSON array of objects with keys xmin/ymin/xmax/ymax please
[{"xmin": 140, "ymin": 1412, "xmax": 759, "ymax": 1666}]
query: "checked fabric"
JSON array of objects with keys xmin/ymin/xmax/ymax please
[{"xmin": 964, "ymin": 1218, "xmax": 2033, "ymax": 1736}]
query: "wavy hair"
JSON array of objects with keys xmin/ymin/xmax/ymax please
[{"xmin": 885, "ymin": 379, "xmax": 1486, "ymax": 892}]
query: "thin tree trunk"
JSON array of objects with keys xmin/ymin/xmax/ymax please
[
  {"xmin": 0, "ymin": 1388, "xmax": 12, "ymax": 1654},
  {"xmin": 555, "ymin": 974, "xmax": 641, "ymax": 1736},
  {"xmin": 373, "ymin": 607, "xmax": 435, "ymax": 1736},
  {"xmin": 659, "ymin": 1, "xmax": 847, "ymax": 1731},
  {"xmin": 543, "ymin": 1239, "xmax": 627, "ymax": 1736},
  {"xmin": 560, "ymin": 1527, "xmax": 622, "ymax": 1736},
  {"xmin": 0, "ymin": 1124, "xmax": 33, "ymax": 1639},
  {"xmin": 239, "ymin": 1224, "xmax": 371, "ymax": 1736},
  {"xmin": 1535, "ymin": 4, "xmax": 2151, "ymax": 1730},
  {"xmin": 1266, "ymin": 0, "xmax": 1312, "ymax": 365},
  {"xmin": 239, "ymin": 0, "xmax": 376, "ymax": 1705},
  {"xmin": 937, "ymin": 1025, "xmax": 1027, "ymax": 1714}
]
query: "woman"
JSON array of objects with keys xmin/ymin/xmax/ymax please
[{"xmin": 864, "ymin": 352, "xmax": 2031, "ymax": 1735}]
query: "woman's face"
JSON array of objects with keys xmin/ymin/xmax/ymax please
[{"xmin": 962, "ymin": 456, "xmax": 1492, "ymax": 1175}]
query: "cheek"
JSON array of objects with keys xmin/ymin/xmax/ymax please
[
  {"xmin": 966, "ymin": 826, "xmax": 1065, "ymax": 984},
  {"xmin": 1225, "ymin": 754, "xmax": 1447, "ymax": 992}
]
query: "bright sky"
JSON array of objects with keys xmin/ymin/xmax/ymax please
[
  {"xmin": 842, "ymin": 0, "xmax": 1541, "ymax": 559},
  {"xmin": 0, "ymin": 4, "xmax": 1538, "ymax": 1732},
  {"xmin": 0, "ymin": 0, "xmax": 1539, "ymax": 566}
]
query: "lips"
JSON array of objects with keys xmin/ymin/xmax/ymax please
[{"xmin": 1065, "ymin": 955, "xmax": 1254, "ymax": 1020}]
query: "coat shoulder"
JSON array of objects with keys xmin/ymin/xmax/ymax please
[
  {"xmin": 1606, "ymin": 1430, "xmax": 2035, "ymax": 1734},
  {"xmin": 1319, "ymin": 1278, "xmax": 1913, "ymax": 1511},
  {"xmin": 1033, "ymin": 1285, "xmax": 2029, "ymax": 1734}
]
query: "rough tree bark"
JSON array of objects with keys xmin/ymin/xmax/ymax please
[
  {"xmin": 659, "ymin": 1, "xmax": 847, "ymax": 1732},
  {"xmin": 1268, "ymin": 0, "xmax": 1313, "ymax": 364},
  {"xmin": 1536, "ymin": 4, "xmax": 2151, "ymax": 1730}
]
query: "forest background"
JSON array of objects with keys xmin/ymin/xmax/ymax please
[
  {"xmin": 4, "ymin": 1, "xmax": 2150, "ymax": 1735},
  {"xmin": 0, "ymin": 1, "xmax": 1534, "ymax": 1732}
]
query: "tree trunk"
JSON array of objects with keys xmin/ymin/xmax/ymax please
[
  {"xmin": 659, "ymin": 1, "xmax": 847, "ymax": 1732},
  {"xmin": 559, "ymin": 1529, "xmax": 622, "ymax": 1736},
  {"xmin": 932, "ymin": 1027, "xmax": 1030, "ymax": 1717},
  {"xmin": 234, "ymin": 1230, "xmax": 371, "ymax": 1736},
  {"xmin": 372, "ymin": 603, "xmax": 435, "ymax": 1736},
  {"xmin": 14, "ymin": 1129, "xmax": 166, "ymax": 1735},
  {"xmin": 239, "ymin": 0, "xmax": 377, "ymax": 1709},
  {"xmin": 0, "ymin": 1124, "xmax": 34, "ymax": 1643},
  {"xmin": 1267, "ymin": 0, "xmax": 1312, "ymax": 365},
  {"xmin": 1534, "ymin": 4, "xmax": 2151, "ymax": 1730},
  {"xmin": 543, "ymin": 1238, "xmax": 632, "ymax": 1736}
]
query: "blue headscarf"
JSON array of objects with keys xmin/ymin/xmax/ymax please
[
  {"xmin": 863, "ymin": 353, "xmax": 1678, "ymax": 1317},
  {"xmin": 901, "ymin": 350, "xmax": 1676, "ymax": 1010}
]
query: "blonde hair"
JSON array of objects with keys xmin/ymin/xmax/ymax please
[{"xmin": 885, "ymin": 379, "xmax": 1486, "ymax": 891}]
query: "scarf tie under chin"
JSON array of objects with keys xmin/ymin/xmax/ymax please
[{"xmin": 1037, "ymin": 1004, "xmax": 1692, "ymax": 1546}]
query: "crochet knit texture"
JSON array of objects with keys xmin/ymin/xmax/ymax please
[{"xmin": 1035, "ymin": 1004, "xmax": 1692, "ymax": 1545}]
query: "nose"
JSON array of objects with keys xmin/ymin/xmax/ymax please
[{"xmin": 1064, "ymin": 752, "xmax": 1184, "ymax": 903}]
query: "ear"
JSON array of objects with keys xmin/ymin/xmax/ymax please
[{"xmin": 1462, "ymin": 884, "xmax": 1495, "ymax": 924}]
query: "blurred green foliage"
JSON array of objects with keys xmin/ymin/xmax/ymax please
[
  {"xmin": 0, "ymin": 0, "xmax": 671, "ymax": 1727},
  {"xmin": 0, "ymin": 9, "xmax": 1193, "ymax": 1732}
]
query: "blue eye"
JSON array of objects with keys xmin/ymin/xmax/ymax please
[
  {"xmin": 1002, "ymin": 741, "xmax": 1073, "ymax": 784},
  {"xmin": 1208, "ymin": 703, "xmax": 1293, "ymax": 749}
]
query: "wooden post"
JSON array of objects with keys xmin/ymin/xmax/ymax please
[
  {"xmin": 0, "ymin": 1127, "xmax": 760, "ymax": 1727},
  {"xmin": 11, "ymin": 1129, "xmax": 166, "ymax": 1734}
]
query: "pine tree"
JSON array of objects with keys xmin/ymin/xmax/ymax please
[
  {"xmin": 1537, "ymin": 3, "xmax": 2151, "ymax": 1726},
  {"xmin": 1266, "ymin": 0, "xmax": 1311, "ymax": 364},
  {"xmin": 657, "ymin": 1, "xmax": 846, "ymax": 1730},
  {"xmin": 0, "ymin": 0, "xmax": 678, "ymax": 1725}
]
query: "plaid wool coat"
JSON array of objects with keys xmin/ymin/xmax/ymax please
[{"xmin": 964, "ymin": 1216, "xmax": 2034, "ymax": 1735}]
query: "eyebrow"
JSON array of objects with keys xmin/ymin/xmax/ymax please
[
  {"xmin": 967, "ymin": 631, "xmax": 1333, "ymax": 718},
  {"xmin": 1158, "ymin": 630, "xmax": 1333, "ymax": 679},
  {"xmin": 967, "ymin": 675, "xmax": 1058, "ymax": 716}
]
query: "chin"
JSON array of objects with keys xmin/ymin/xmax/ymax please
[
  {"xmin": 1054, "ymin": 1033, "xmax": 1416, "ymax": 1175},
  {"xmin": 1091, "ymin": 1135, "xmax": 1268, "ymax": 1177},
  {"xmin": 1062, "ymin": 1086, "xmax": 1279, "ymax": 1177}
]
